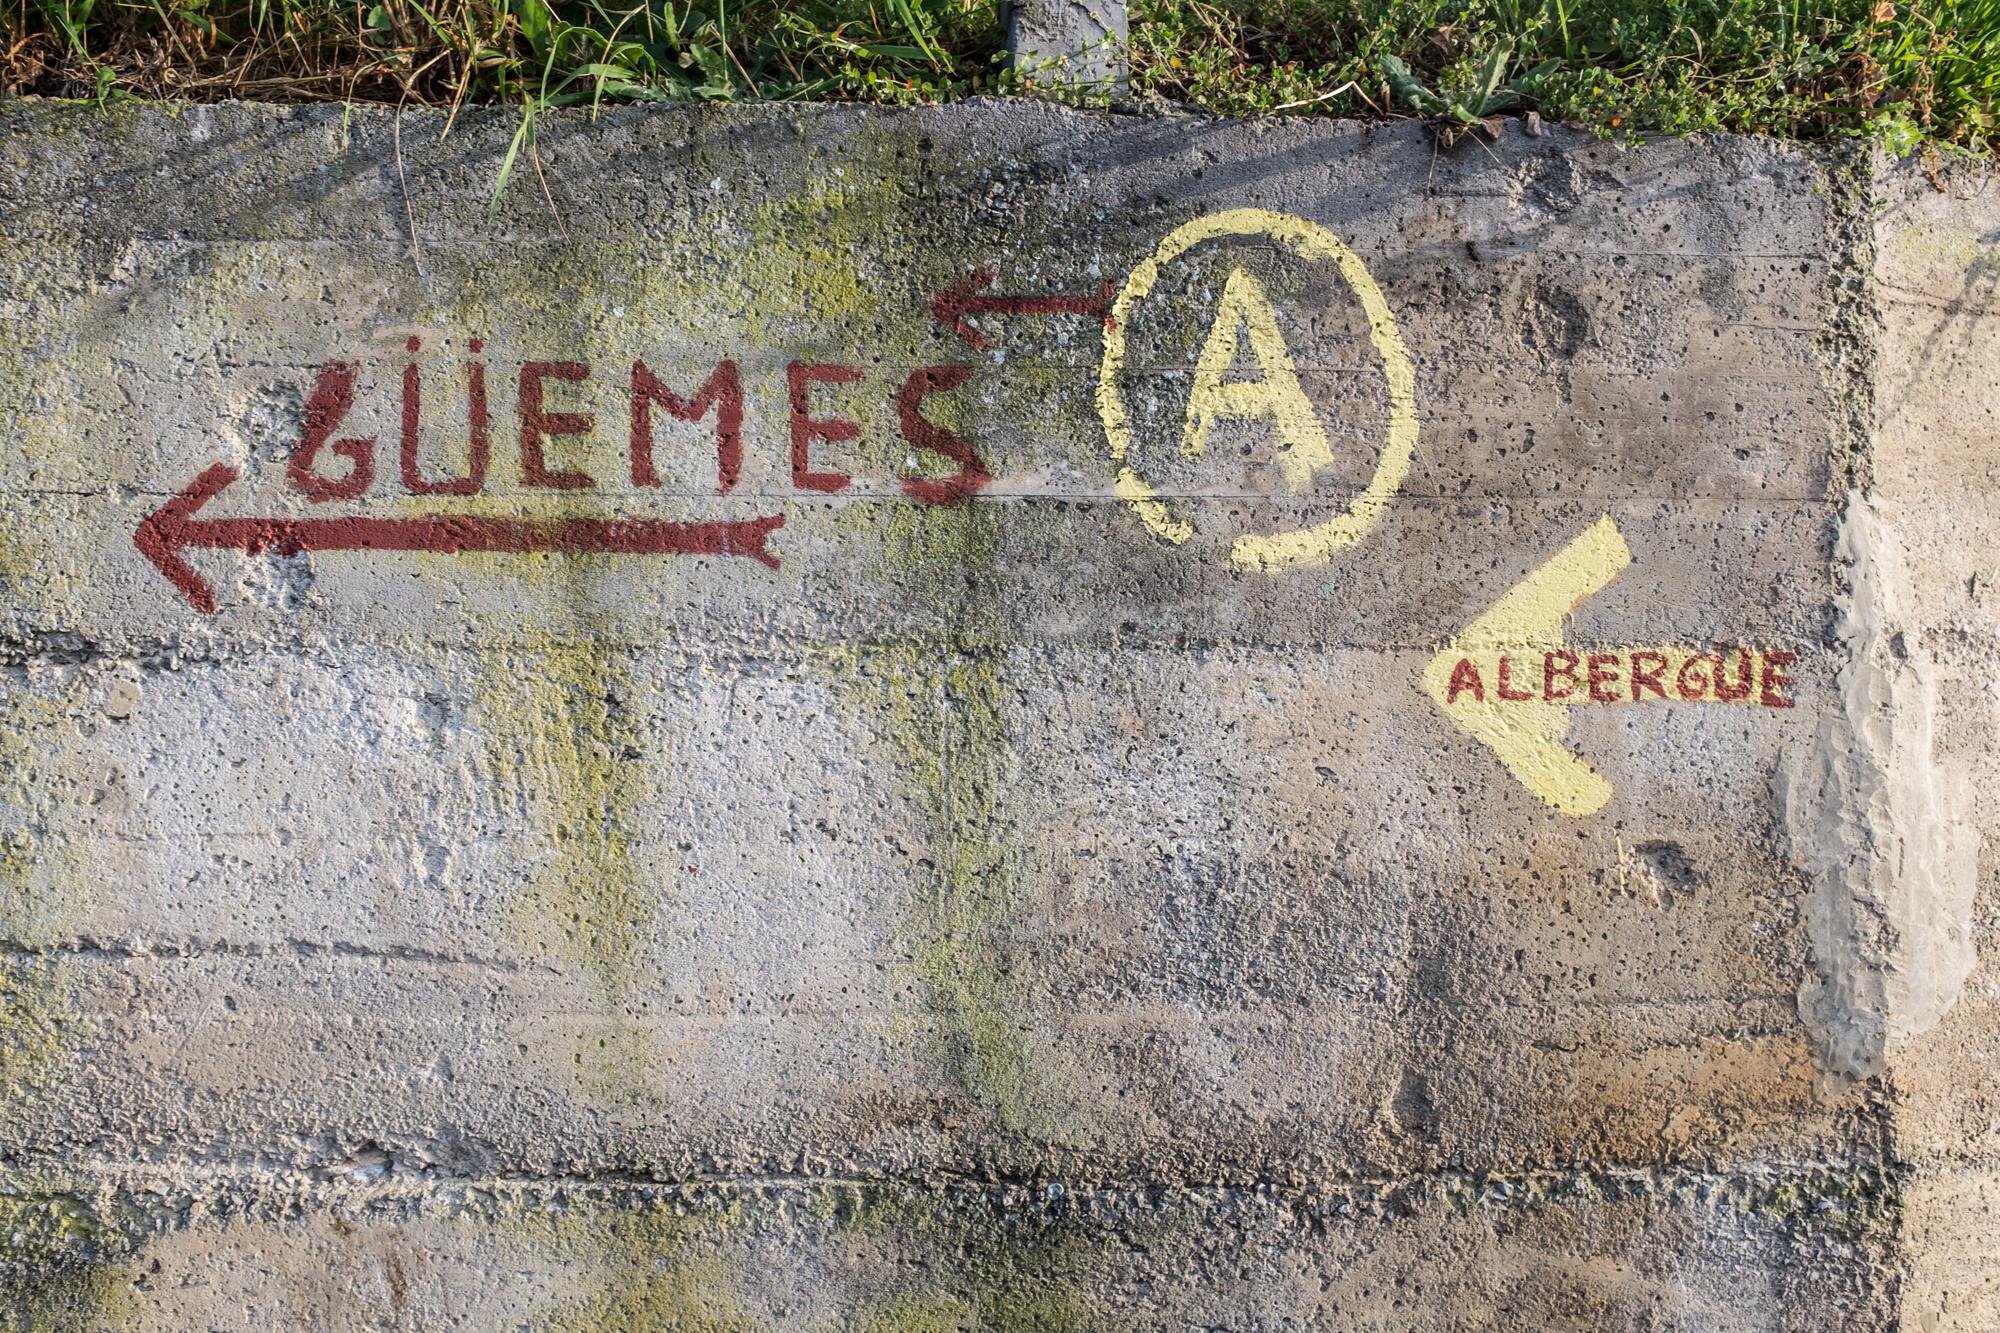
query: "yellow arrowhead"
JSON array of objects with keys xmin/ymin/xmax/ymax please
[{"xmin": 1422, "ymin": 516, "xmax": 1633, "ymax": 817}]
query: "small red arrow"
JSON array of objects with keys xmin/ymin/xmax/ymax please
[
  {"xmin": 931, "ymin": 266, "xmax": 1115, "ymax": 350},
  {"xmin": 135, "ymin": 463, "xmax": 786, "ymax": 614}
]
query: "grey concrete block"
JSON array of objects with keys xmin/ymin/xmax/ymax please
[{"xmin": 1006, "ymin": 0, "xmax": 1127, "ymax": 93}]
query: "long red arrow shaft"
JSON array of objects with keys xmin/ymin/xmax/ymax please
[
  {"xmin": 138, "ymin": 463, "xmax": 783, "ymax": 614},
  {"xmin": 181, "ymin": 512, "xmax": 784, "ymax": 563},
  {"xmin": 932, "ymin": 268, "xmax": 1115, "ymax": 349},
  {"xmin": 963, "ymin": 292, "xmax": 1110, "ymax": 317}
]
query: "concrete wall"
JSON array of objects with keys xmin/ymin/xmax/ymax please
[
  {"xmin": 1870, "ymin": 163, "xmax": 2000, "ymax": 1331},
  {"xmin": 0, "ymin": 98, "xmax": 1992, "ymax": 1328}
]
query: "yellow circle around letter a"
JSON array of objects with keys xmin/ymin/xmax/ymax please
[{"xmin": 1095, "ymin": 208, "xmax": 1419, "ymax": 572}]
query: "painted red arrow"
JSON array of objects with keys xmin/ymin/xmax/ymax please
[
  {"xmin": 135, "ymin": 463, "xmax": 785, "ymax": 613},
  {"xmin": 931, "ymin": 267, "xmax": 1115, "ymax": 350}
]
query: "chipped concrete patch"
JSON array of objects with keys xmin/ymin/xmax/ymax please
[{"xmin": 1784, "ymin": 495, "xmax": 1979, "ymax": 1080}]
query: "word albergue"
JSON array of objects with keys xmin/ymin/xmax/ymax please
[
  {"xmin": 1441, "ymin": 646, "xmax": 1797, "ymax": 708},
  {"xmin": 284, "ymin": 338, "xmax": 990, "ymax": 506}
]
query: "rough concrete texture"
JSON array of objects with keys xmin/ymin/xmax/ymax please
[
  {"xmin": 0, "ymin": 98, "xmax": 1992, "ymax": 1328},
  {"xmin": 1004, "ymin": 0, "xmax": 1127, "ymax": 91},
  {"xmin": 1867, "ymin": 159, "xmax": 2000, "ymax": 1330}
]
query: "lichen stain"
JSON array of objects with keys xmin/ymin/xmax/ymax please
[
  {"xmin": 527, "ymin": 1201, "xmax": 753, "ymax": 1333},
  {"xmin": 511, "ymin": 1182, "xmax": 1110, "ymax": 1331},
  {"xmin": 405, "ymin": 123, "xmax": 920, "ymax": 396},
  {"xmin": 0, "ymin": 222, "xmax": 102, "ymax": 487},
  {"xmin": 0, "ymin": 689, "xmax": 83, "ymax": 1111},
  {"xmin": 0, "ymin": 1185, "xmax": 151, "ymax": 1333},
  {"xmin": 1891, "ymin": 219, "xmax": 2000, "ymax": 275},
  {"xmin": 823, "ymin": 499, "xmax": 1082, "ymax": 1142},
  {"xmin": 855, "ymin": 1284, "xmax": 1093, "ymax": 1333},
  {"xmin": 0, "ymin": 528, "xmax": 35, "ymax": 611},
  {"xmin": 831, "ymin": 1182, "xmax": 1105, "ymax": 1330},
  {"xmin": 0, "ymin": 692, "xmax": 131, "ymax": 1326},
  {"xmin": 390, "ymin": 138, "xmax": 933, "ymax": 1115},
  {"xmin": 854, "ymin": 1290, "xmax": 976, "ymax": 1333},
  {"xmin": 472, "ymin": 602, "xmax": 664, "ymax": 1100}
]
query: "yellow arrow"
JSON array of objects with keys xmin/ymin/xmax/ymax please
[{"xmin": 1422, "ymin": 516, "xmax": 1797, "ymax": 817}]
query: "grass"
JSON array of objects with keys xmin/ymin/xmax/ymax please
[
  {"xmin": 3, "ymin": 0, "xmax": 1999, "ymax": 157},
  {"xmin": 1132, "ymin": 0, "xmax": 2000, "ymax": 153},
  {"xmin": 2, "ymin": 0, "xmax": 1007, "ymax": 107}
]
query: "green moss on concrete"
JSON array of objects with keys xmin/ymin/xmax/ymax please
[
  {"xmin": 855, "ymin": 1290, "xmax": 971, "ymax": 1333},
  {"xmin": 478, "ymin": 629, "xmax": 650, "ymax": 992},
  {"xmin": 0, "ymin": 1187, "xmax": 150, "ymax": 1333},
  {"xmin": 0, "ymin": 1262, "xmax": 127, "ymax": 1333},
  {"xmin": 402, "ymin": 120, "xmax": 926, "ymax": 424},
  {"xmin": 826, "ymin": 1179, "xmax": 1109, "ymax": 1330},
  {"xmin": 0, "ymin": 530, "xmax": 31, "ymax": 607},
  {"xmin": 857, "ymin": 1285, "xmax": 1093, "ymax": 1332},
  {"xmin": 473, "ymin": 620, "xmax": 663, "ymax": 1101},
  {"xmin": 914, "ymin": 653, "xmax": 1032, "ymax": 1121},
  {"xmin": 553, "ymin": 1249, "xmax": 749, "ymax": 1333},
  {"xmin": 855, "ymin": 636, "xmax": 1039, "ymax": 1128},
  {"xmin": 1889, "ymin": 219, "xmax": 2000, "ymax": 289},
  {"xmin": 1742, "ymin": 1164, "xmax": 1902, "ymax": 1245},
  {"xmin": 527, "ymin": 1200, "xmax": 754, "ymax": 1333},
  {"xmin": 829, "ymin": 498, "xmax": 1060, "ymax": 1134},
  {"xmin": 0, "ymin": 695, "xmax": 81, "ymax": 1101},
  {"xmin": 0, "ymin": 225, "xmax": 90, "ymax": 492},
  {"xmin": 0, "ymin": 952, "xmax": 68, "ymax": 1108},
  {"xmin": 734, "ymin": 164, "xmax": 893, "ymax": 347},
  {"xmin": 0, "ymin": 1270, "xmax": 122, "ymax": 1333},
  {"xmin": 0, "ymin": 696, "xmax": 127, "ymax": 1330},
  {"xmin": 857, "ymin": 1281, "xmax": 1093, "ymax": 1332},
  {"xmin": 511, "ymin": 1183, "xmax": 1113, "ymax": 1330},
  {"xmin": 386, "ymin": 139, "xmax": 941, "ymax": 1113}
]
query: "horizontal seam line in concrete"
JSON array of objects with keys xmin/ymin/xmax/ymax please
[
  {"xmin": 0, "ymin": 936, "xmax": 555, "ymax": 973},
  {"xmin": 0, "ymin": 238, "xmax": 1842, "ymax": 262},
  {"xmin": 0, "ymin": 941, "xmax": 1804, "ymax": 1010},
  {"xmin": 0, "ymin": 639, "xmax": 1830, "ymax": 673},
  {"xmin": 0, "ymin": 488, "xmax": 1845, "ymax": 501},
  {"xmin": 31, "ymin": 352, "xmax": 1829, "ymax": 374},
  {"xmin": 0, "ymin": 1161, "xmax": 1899, "ymax": 1203}
]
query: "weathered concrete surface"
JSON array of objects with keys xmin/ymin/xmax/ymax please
[
  {"xmin": 0, "ymin": 98, "xmax": 1988, "ymax": 1327},
  {"xmin": 1005, "ymin": 0, "xmax": 1127, "ymax": 92},
  {"xmin": 1867, "ymin": 159, "xmax": 2000, "ymax": 1331}
]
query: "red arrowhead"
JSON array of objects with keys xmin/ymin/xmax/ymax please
[
  {"xmin": 134, "ymin": 462, "xmax": 237, "ymax": 614},
  {"xmin": 931, "ymin": 266, "xmax": 996, "ymax": 349}
]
